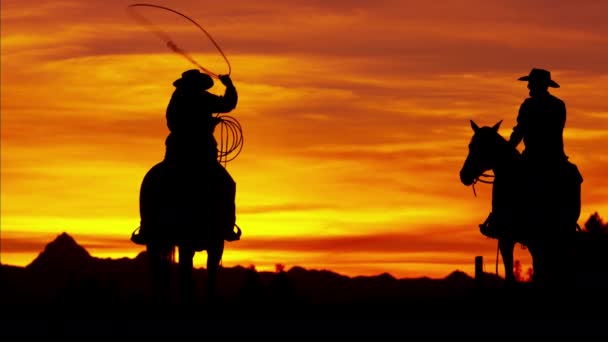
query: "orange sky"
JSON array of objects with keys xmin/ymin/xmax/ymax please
[{"xmin": 2, "ymin": 0, "xmax": 607, "ymax": 279}]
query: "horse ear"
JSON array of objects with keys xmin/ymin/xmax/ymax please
[
  {"xmin": 470, "ymin": 120, "xmax": 480, "ymax": 133},
  {"xmin": 492, "ymin": 120, "xmax": 503, "ymax": 131}
]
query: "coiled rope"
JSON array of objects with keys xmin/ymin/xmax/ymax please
[{"xmin": 216, "ymin": 114, "xmax": 244, "ymax": 166}]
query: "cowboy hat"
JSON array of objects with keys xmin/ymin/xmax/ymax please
[
  {"xmin": 518, "ymin": 68, "xmax": 560, "ymax": 88},
  {"xmin": 173, "ymin": 69, "xmax": 214, "ymax": 89}
]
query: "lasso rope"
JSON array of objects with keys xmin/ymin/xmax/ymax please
[
  {"xmin": 216, "ymin": 114, "xmax": 244, "ymax": 166},
  {"xmin": 127, "ymin": 3, "xmax": 244, "ymax": 164},
  {"xmin": 126, "ymin": 3, "xmax": 231, "ymax": 79}
]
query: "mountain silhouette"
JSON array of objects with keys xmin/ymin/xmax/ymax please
[
  {"xmin": 1, "ymin": 233, "xmax": 505, "ymax": 309},
  {"xmin": 26, "ymin": 232, "xmax": 91, "ymax": 274}
]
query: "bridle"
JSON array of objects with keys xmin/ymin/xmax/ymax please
[{"xmin": 471, "ymin": 172, "xmax": 495, "ymax": 197}]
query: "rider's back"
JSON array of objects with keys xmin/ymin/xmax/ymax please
[{"xmin": 516, "ymin": 93, "xmax": 567, "ymax": 166}]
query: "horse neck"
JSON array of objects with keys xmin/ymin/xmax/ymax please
[
  {"xmin": 491, "ymin": 141, "xmax": 521, "ymax": 211},
  {"xmin": 491, "ymin": 140, "xmax": 519, "ymax": 178}
]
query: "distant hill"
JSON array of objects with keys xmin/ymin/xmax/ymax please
[{"xmin": 0, "ymin": 232, "xmax": 506, "ymax": 307}]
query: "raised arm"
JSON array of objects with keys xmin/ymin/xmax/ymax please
[{"xmin": 213, "ymin": 74, "xmax": 238, "ymax": 113}]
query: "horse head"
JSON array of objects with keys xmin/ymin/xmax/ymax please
[{"xmin": 460, "ymin": 120, "xmax": 505, "ymax": 186}]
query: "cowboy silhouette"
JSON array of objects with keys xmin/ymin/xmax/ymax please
[
  {"xmin": 508, "ymin": 68, "xmax": 567, "ymax": 167},
  {"xmin": 162, "ymin": 69, "xmax": 239, "ymax": 303},
  {"xmin": 508, "ymin": 68, "xmax": 583, "ymax": 289},
  {"xmin": 164, "ymin": 69, "xmax": 237, "ymax": 167}
]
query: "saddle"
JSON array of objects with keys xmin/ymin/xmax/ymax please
[{"xmin": 480, "ymin": 159, "xmax": 583, "ymax": 244}]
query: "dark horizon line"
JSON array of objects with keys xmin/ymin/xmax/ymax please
[{"xmin": 1, "ymin": 231, "xmax": 490, "ymax": 281}]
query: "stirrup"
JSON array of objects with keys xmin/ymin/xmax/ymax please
[
  {"xmin": 225, "ymin": 224, "xmax": 242, "ymax": 242},
  {"xmin": 131, "ymin": 226, "xmax": 147, "ymax": 245},
  {"xmin": 479, "ymin": 212, "xmax": 501, "ymax": 239}
]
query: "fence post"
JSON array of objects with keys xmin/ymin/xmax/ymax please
[{"xmin": 475, "ymin": 256, "xmax": 483, "ymax": 288}]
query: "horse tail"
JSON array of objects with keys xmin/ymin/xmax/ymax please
[
  {"xmin": 565, "ymin": 161, "xmax": 583, "ymax": 228},
  {"xmin": 138, "ymin": 161, "xmax": 174, "ymax": 245}
]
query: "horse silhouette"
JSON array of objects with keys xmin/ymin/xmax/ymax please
[
  {"xmin": 135, "ymin": 159, "xmax": 241, "ymax": 304},
  {"xmin": 460, "ymin": 120, "xmax": 583, "ymax": 288}
]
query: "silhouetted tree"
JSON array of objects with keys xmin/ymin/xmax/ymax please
[
  {"xmin": 526, "ymin": 267, "xmax": 534, "ymax": 281},
  {"xmin": 584, "ymin": 212, "xmax": 608, "ymax": 236},
  {"xmin": 514, "ymin": 260, "xmax": 523, "ymax": 282}
]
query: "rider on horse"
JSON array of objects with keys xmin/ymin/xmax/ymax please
[
  {"xmin": 507, "ymin": 68, "xmax": 583, "ymax": 288},
  {"xmin": 508, "ymin": 68, "xmax": 582, "ymax": 230},
  {"xmin": 136, "ymin": 69, "xmax": 241, "ymax": 304},
  {"xmin": 163, "ymin": 69, "xmax": 241, "ymax": 246}
]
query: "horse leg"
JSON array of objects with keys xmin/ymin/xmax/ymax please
[
  {"xmin": 527, "ymin": 241, "xmax": 554, "ymax": 290},
  {"xmin": 498, "ymin": 238, "xmax": 516, "ymax": 285},
  {"xmin": 147, "ymin": 243, "xmax": 174, "ymax": 305},
  {"xmin": 178, "ymin": 245, "xmax": 196, "ymax": 305},
  {"xmin": 206, "ymin": 239, "xmax": 225, "ymax": 303}
]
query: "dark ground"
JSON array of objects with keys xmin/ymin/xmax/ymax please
[
  {"xmin": 3, "ymin": 232, "xmax": 607, "ymax": 338},
  {"xmin": 3, "ymin": 285, "xmax": 607, "ymax": 338}
]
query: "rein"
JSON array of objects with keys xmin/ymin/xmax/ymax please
[
  {"xmin": 471, "ymin": 172, "xmax": 495, "ymax": 197},
  {"xmin": 471, "ymin": 171, "xmax": 500, "ymax": 276}
]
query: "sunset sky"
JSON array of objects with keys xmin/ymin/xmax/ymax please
[{"xmin": 2, "ymin": 0, "xmax": 607, "ymax": 279}]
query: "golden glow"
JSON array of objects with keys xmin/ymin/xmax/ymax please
[{"xmin": 2, "ymin": 1, "xmax": 607, "ymax": 279}]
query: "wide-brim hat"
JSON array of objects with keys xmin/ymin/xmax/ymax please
[
  {"xmin": 518, "ymin": 68, "xmax": 560, "ymax": 88},
  {"xmin": 173, "ymin": 69, "xmax": 214, "ymax": 89}
]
